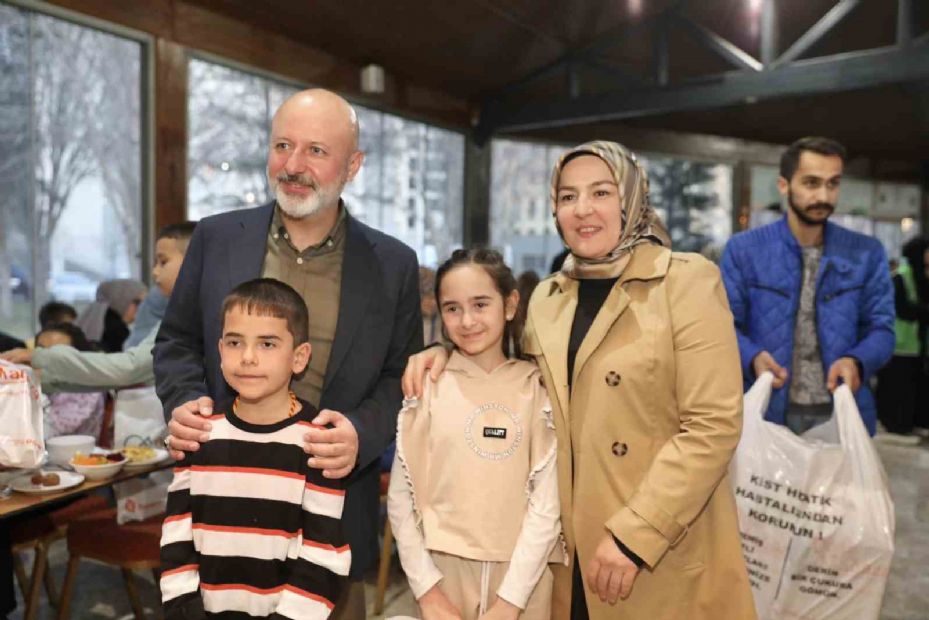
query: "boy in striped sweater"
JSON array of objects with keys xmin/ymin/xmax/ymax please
[{"xmin": 160, "ymin": 278, "xmax": 350, "ymax": 619}]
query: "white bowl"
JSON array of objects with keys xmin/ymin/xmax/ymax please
[
  {"xmin": 69, "ymin": 454, "xmax": 126, "ymax": 481},
  {"xmin": 46, "ymin": 435, "xmax": 96, "ymax": 467}
]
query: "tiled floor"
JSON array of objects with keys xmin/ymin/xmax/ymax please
[{"xmin": 9, "ymin": 434, "xmax": 929, "ymax": 619}]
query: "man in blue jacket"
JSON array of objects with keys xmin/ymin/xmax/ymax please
[{"xmin": 720, "ymin": 137, "xmax": 894, "ymax": 435}]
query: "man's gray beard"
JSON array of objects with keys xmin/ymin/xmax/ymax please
[{"xmin": 273, "ymin": 181, "xmax": 342, "ymax": 219}]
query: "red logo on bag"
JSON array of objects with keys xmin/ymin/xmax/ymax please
[{"xmin": 125, "ymin": 499, "xmax": 137, "ymax": 513}]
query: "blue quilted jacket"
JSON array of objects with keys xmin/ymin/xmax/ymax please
[{"xmin": 720, "ymin": 217, "xmax": 894, "ymax": 435}]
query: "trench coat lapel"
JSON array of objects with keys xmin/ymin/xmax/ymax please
[
  {"xmin": 572, "ymin": 244, "xmax": 672, "ymax": 387},
  {"xmin": 533, "ymin": 275, "xmax": 577, "ymax": 427},
  {"xmin": 572, "ymin": 286, "xmax": 631, "ymax": 387}
]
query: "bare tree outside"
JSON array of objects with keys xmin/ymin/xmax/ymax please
[
  {"xmin": 187, "ymin": 59, "xmax": 291, "ymax": 218},
  {"xmin": 0, "ymin": 7, "xmax": 144, "ymax": 339},
  {"xmin": 90, "ymin": 41, "xmax": 142, "ymax": 272}
]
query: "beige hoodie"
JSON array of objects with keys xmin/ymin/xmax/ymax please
[{"xmin": 388, "ymin": 351, "xmax": 566, "ymax": 609}]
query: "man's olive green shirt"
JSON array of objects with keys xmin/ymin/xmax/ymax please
[{"xmin": 261, "ymin": 205, "xmax": 347, "ymax": 408}]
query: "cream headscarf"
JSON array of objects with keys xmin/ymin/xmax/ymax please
[{"xmin": 551, "ymin": 140, "xmax": 670, "ymax": 279}]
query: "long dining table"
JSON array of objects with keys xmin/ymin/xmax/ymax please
[
  {"xmin": 0, "ymin": 460, "xmax": 173, "ymax": 520},
  {"xmin": 2, "ymin": 459, "xmax": 174, "ymax": 620}
]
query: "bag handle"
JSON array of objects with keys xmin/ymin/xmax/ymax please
[
  {"xmin": 742, "ymin": 371, "xmax": 774, "ymax": 428},
  {"xmin": 834, "ymin": 385, "xmax": 893, "ymax": 501}
]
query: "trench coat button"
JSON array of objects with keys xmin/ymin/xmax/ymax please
[
  {"xmin": 605, "ymin": 371, "xmax": 621, "ymax": 387},
  {"xmin": 611, "ymin": 441, "xmax": 628, "ymax": 457}
]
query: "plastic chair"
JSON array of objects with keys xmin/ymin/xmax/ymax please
[
  {"xmin": 10, "ymin": 495, "xmax": 109, "ymax": 620},
  {"xmin": 56, "ymin": 507, "xmax": 163, "ymax": 620}
]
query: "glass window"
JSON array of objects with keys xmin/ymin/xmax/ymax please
[
  {"xmin": 187, "ymin": 58, "xmax": 298, "ymax": 220},
  {"xmin": 187, "ymin": 58, "xmax": 464, "ymax": 266},
  {"xmin": 0, "ymin": 4, "xmax": 144, "ymax": 340},
  {"xmin": 489, "ymin": 139, "xmax": 566, "ymax": 276},
  {"xmin": 638, "ymin": 153, "xmax": 733, "ymax": 254}
]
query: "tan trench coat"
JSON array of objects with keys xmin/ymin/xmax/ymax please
[{"xmin": 525, "ymin": 245, "xmax": 757, "ymax": 619}]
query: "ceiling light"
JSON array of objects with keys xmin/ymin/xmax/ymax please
[{"xmin": 361, "ymin": 64, "xmax": 386, "ymax": 94}]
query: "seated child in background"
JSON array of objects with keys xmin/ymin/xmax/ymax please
[
  {"xmin": 388, "ymin": 248, "xmax": 564, "ymax": 620},
  {"xmin": 160, "ymin": 278, "xmax": 349, "ymax": 620},
  {"xmin": 39, "ymin": 301, "xmax": 78, "ymax": 330},
  {"xmin": 36, "ymin": 322, "xmax": 105, "ymax": 439}
]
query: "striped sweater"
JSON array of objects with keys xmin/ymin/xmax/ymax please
[{"xmin": 159, "ymin": 399, "xmax": 350, "ymax": 619}]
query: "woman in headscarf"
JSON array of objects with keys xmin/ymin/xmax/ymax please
[
  {"xmin": 74, "ymin": 278, "xmax": 147, "ymax": 353},
  {"xmin": 403, "ymin": 141, "xmax": 756, "ymax": 619}
]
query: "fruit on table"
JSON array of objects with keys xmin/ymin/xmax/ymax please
[{"xmin": 72, "ymin": 452, "xmax": 125, "ymax": 466}]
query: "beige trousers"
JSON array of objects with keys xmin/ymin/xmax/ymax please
[{"xmin": 429, "ymin": 552, "xmax": 553, "ymax": 620}]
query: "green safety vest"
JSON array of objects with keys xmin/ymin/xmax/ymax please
[{"xmin": 894, "ymin": 262, "xmax": 922, "ymax": 356}]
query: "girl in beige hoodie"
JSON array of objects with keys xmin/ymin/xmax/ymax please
[{"xmin": 388, "ymin": 248, "xmax": 565, "ymax": 620}]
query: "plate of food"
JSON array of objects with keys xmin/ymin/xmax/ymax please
[
  {"xmin": 10, "ymin": 470, "xmax": 85, "ymax": 494},
  {"xmin": 121, "ymin": 446, "xmax": 170, "ymax": 469}
]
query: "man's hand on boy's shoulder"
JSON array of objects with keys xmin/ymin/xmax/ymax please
[
  {"xmin": 303, "ymin": 409, "xmax": 358, "ymax": 479},
  {"xmin": 166, "ymin": 396, "xmax": 215, "ymax": 460}
]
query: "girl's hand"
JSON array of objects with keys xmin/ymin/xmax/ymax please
[
  {"xmin": 418, "ymin": 585, "xmax": 462, "ymax": 620},
  {"xmin": 401, "ymin": 345, "xmax": 449, "ymax": 399},
  {"xmin": 479, "ymin": 597, "xmax": 520, "ymax": 620},
  {"xmin": 587, "ymin": 533, "xmax": 639, "ymax": 604}
]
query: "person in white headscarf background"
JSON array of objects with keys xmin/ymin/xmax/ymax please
[
  {"xmin": 403, "ymin": 141, "xmax": 756, "ymax": 619},
  {"xmin": 74, "ymin": 278, "xmax": 147, "ymax": 352}
]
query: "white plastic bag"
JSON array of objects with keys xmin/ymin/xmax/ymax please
[
  {"xmin": 115, "ymin": 469, "xmax": 172, "ymax": 524},
  {"xmin": 112, "ymin": 386, "xmax": 169, "ymax": 523},
  {"xmin": 113, "ymin": 385, "xmax": 166, "ymax": 449},
  {"xmin": 0, "ymin": 359, "xmax": 45, "ymax": 468},
  {"xmin": 730, "ymin": 372, "xmax": 895, "ymax": 620}
]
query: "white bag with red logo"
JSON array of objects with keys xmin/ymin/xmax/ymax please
[
  {"xmin": 114, "ymin": 469, "xmax": 172, "ymax": 524},
  {"xmin": 730, "ymin": 372, "xmax": 895, "ymax": 620},
  {"xmin": 0, "ymin": 359, "xmax": 45, "ymax": 468},
  {"xmin": 113, "ymin": 386, "xmax": 169, "ymax": 523}
]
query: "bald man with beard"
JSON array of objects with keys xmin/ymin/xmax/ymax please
[{"xmin": 155, "ymin": 89, "xmax": 423, "ymax": 618}]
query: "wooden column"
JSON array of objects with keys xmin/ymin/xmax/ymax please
[
  {"xmin": 155, "ymin": 38, "xmax": 187, "ymax": 229},
  {"xmin": 463, "ymin": 133, "xmax": 491, "ymax": 247}
]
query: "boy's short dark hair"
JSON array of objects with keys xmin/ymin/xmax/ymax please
[
  {"xmin": 779, "ymin": 137, "xmax": 847, "ymax": 181},
  {"xmin": 221, "ymin": 278, "xmax": 309, "ymax": 345},
  {"xmin": 38, "ymin": 301, "xmax": 77, "ymax": 329},
  {"xmin": 156, "ymin": 222, "xmax": 197, "ymax": 250}
]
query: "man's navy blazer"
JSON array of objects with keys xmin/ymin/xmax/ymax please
[{"xmin": 153, "ymin": 202, "xmax": 423, "ymax": 577}]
